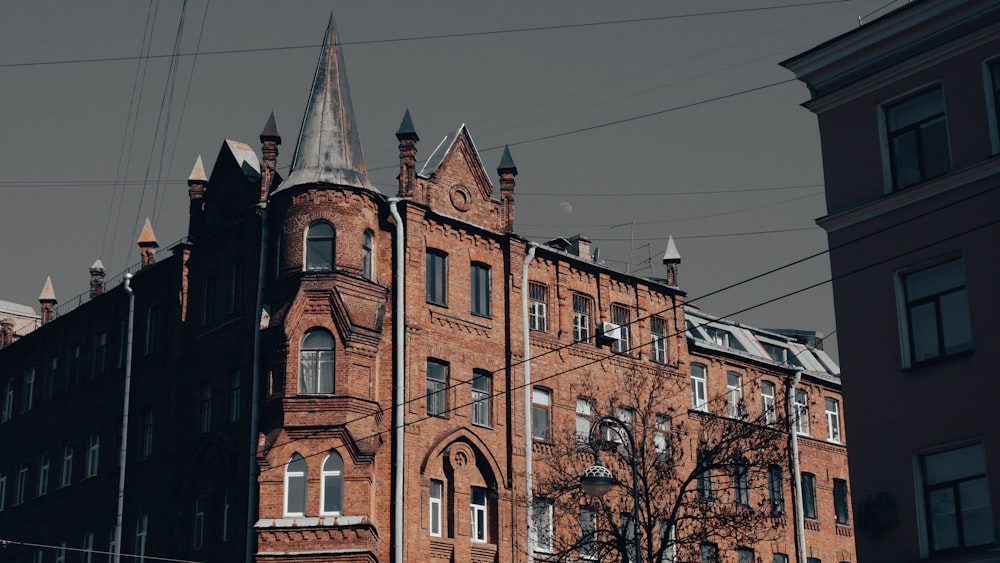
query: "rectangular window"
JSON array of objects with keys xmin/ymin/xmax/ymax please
[
  {"xmin": 920, "ymin": 442, "xmax": 994, "ymax": 553},
  {"xmin": 61, "ymin": 443, "xmax": 73, "ymax": 487},
  {"xmin": 651, "ymin": 317, "xmax": 667, "ymax": 364},
  {"xmin": 426, "ymin": 360, "xmax": 448, "ymax": 417},
  {"xmin": 222, "ymin": 488, "xmax": 231, "ymax": 542},
  {"xmin": 229, "ymin": 371, "xmax": 241, "ymax": 423},
  {"xmin": 580, "ymin": 507, "xmax": 597, "ymax": 560},
  {"xmin": 834, "ymin": 478, "xmax": 849, "ymax": 525},
  {"xmin": 737, "ymin": 547, "xmax": 755, "ymax": 563},
  {"xmin": 142, "ymin": 410, "xmax": 154, "ymax": 458},
  {"xmin": 70, "ymin": 344, "xmax": 81, "ymax": 387},
  {"xmin": 430, "ymin": 479, "xmax": 443, "ymax": 537},
  {"xmin": 659, "ymin": 520, "xmax": 675, "ymax": 563},
  {"xmin": 470, "ymin": 486, "xmax": 488, "ymax": 542},
  {"xmin": 425, "ymin": 249, "xmax": 448, "ymax": 305},
  {"xmin": 529, "ymin": 282, "xmax": 547, "ymax": 332},
  {"xmin": 230, "ymin": 262, "xmax": 245, "ymax": 313},
  {"xmin": 93, "ymin": 332, "xmax": 107, "ymax": 378},
  {"xmin": 15, "ymin": 462, "xmax": 27, "ymax": 505},
  {"xmin": 533, "ymin": 497, "xmax": 554, "ymax": 552},
  {"xmin": 82, "ymin": 532, "xmax": 94, "ymax": 563},
  {"xmin": 899, "ymin": 258, "xmax": 973, "ymax": 367},
  {"xmin": 611, "ymin": 304, "xmax": 631, "ymax": 353},
  {"xmin": 85, "ymin": 431, "xmax": 100, "ymax": 478},
  {"xmin": 1, "ymin": 379, "xmax": 13, "ymax": 422},
  {"xmin": 22, "ymin": 368, "xmax": 35, "ymax": 412},
  {"xmin": 700, "ymin": 542, "xmax": 718, "ymax": 563},
  {"xmin": 37, "ymin": 455, "xmax": 49, "ymax": 496},
  {"xmin": 55, "ymin": 544, "xmax": 66, "ymax": 563},
  {"xmin": 768, "ymin": 465, "xmax": 785, "ymax": 516},
  {"xmin": 734, "ymin": 459, "xmax": 750, "ymax": 507},
  {"xmin": 622, "ymin": 513, "xmax": 637, "ymax": 563},
  {"xmin": 200, "ymin": 382, "xmax": 212, "ymax": 433},
  {"xmin": 773, "ymin": 555, "xmax": 789, "ymax": 563},
  {"xmin": 471, "ymin": 370, "xmax": 491, "ymax": 427},
  {"xmin": 884, "ymin": 86, "xmax": 950, "ymax": 190},
  {"xmin": 0, "ymin": 473, "xmax": 6, "ymax": 511},
  {"xmin": 135, "ymin": 515, "xmax": 148, "ymax": 563},
  {"xmin": 610, "ymin": 406, "xmax": 634, "ymax": 451},
  {"xmin": 761, "ymin": 380, "xmax": 776, "ymax": 426},
  {"xmin": 202, "ymin": 275, "xmax": 217, "ymax": 326},
  {"xmin": 802, "ymin": 472, "xmax": 817, "ymax": 519},
  {"xmin": 825, "ymin": 397, "xmax": 841, "ymax": 443},
  {"xmin": 726, "ymin": 372, "xmax": 744, "ymax": 419},
  {"xmin": 45, "ymin": 355, "xmax": 58, "ymax": 400},
  {"xmin": 532, "ymin": 388, "xmax": 551, "ymax": 441},
  {"xmin": 144, "ymin": 305, "xmax": 160, "ymax": 355},
  {"xmin": 193, "ymin": 495, "xmax": 205, "ymax": 549},
  {"xmin": 654, "ymin": 414, "xmax": 671, "ymax": 463},
  {"xmin": 690, "ymin": 364, "xmax": 708, "ymax": 412},
  {"xmin": 794, "ymin": 389, "xmax": 809, "ymax": 436},
  {"xmin": 471, "ymin": 262, "xmax": 491, "ymax": 317},
  {"xmin": 697, "ymin": 450, "xmax": 713, "ymax": 500},
  {"xmin": 576, "ymin": 397, "xmax": 593, "ymax": 446},
  {"xmin": 572, "ymin": 294, "xmax": 592, "ymax": 343}
]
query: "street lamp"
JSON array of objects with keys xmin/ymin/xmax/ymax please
[{"xmin": 580, "ymin": 415, "xmax": 641, "ymax": 563}]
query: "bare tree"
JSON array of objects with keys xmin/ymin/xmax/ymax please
[{"xmin": 532, "ymin": 366, "xmax": 788, "ymax": 563}]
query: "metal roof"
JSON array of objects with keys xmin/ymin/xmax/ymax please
[{"xmin": 0, "ymin": 300, "xmax": 38, "ymax": 318}]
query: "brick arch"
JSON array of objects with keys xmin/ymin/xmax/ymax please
[{"xmin": 419, "ymin": 427, "xmax": 507, "ymax": 490}]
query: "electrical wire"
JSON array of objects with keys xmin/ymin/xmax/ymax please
[{"xmin": 0, "ymin": 538, "xmax": 199, "ymax": 563}]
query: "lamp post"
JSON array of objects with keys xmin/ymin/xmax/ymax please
[{"xmin": 580, "ymin": 415, "xmax": 642, "ymax": 563}]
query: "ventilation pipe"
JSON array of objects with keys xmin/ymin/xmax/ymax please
[
  {"xmin": 388, "ymin": 198, "xmax": 406, "ymax": 563},
  {"xmin": 788, "ymin": 369, "xmax": 806, "ymax": 563},
  {"xmin": 113, "ymin": 273, "xmax": 136, "ymax": 563},
  {"xmin": 522, "ymin": 243, "xmax": 537, "ymax": 562}
]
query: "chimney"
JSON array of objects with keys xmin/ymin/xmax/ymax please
[
  {"xmin": 138, "ymin": 218, "xmax": 159, "ymax": 268},
  {"xmin": 396, "ymin": 108, "xmax": 419, "ymax": 197},
  {"xmin": 260, "ymin": 111, "xmax": 282, "ymax": 204},
  {"xmin": 662, "ymin": 235, "xmax": 682, "ymax": 286},
  {"xmin": 187, "ymin": 155, "xmax": 208, "ymax": 240},
  {"xmin": 0, "ymin": 318, "xmax": 14, "ymax": 346},
  {"xmin": 89, "ymin": 259, "xmax": 106, "ymax": 299},
  {"xmin": 39, "ymin": 276, "xmax": 57, "ymax": 325},
  {"xmin": 497, "ymin": 145, "xmax": 518, "ymax": 234},
  {"xmin": 569, "ymin": 235, "xmax": 591, "ymax": 260}
]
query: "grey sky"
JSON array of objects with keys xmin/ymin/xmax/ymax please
[{"xmin": 0, "ymin": 0, "xmax": 902, "ymax": 361}]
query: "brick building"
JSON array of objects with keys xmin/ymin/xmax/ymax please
[
  {"xmin": 782, "ymin": 1, "xmax": 1000, "ymax": 561},
  {"xmin": 0, "ymin": 17, "xmax": 852, "ymax": 563}
]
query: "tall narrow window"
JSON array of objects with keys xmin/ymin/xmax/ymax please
[
  {"xmin": 529, "ymin": 282, "xmax": 547, "ymax": 332},
  {"xmin": 134, "ymin": 515, "xmax": 148, "ymax": 563},
  {"xmin": 920, "ymin": 442, "xmax": 993, "ymax": 552},
  {"xmin": 306, "ymin": 222, "xmax": 335, "ymax": 271},
  {"xmin": 576, "ymin": 397, "xmax": 593, "ymax": 446},
  {"xmin": 70, "ymin": 344, "xmax": 82, "ymax": 386},
  {"xmin": 300, "ymin": 329, "xmax": 335, "ymax": 394},
  {"xmin": 659, "ymin": 520, "xmax": 676, "ymax": 563},
  {"xmin": 470, "ymin": 487, "xmax": 488, "ymax": 542},
  {"xmin": 532, "ymin": 387, "xmax": 551, "ymax": 441},
  {"xmin": 734, "ymin": 458, "xmax": 750, "ymax": 507},
  {"xmin": 651, "ymin": 317, "xmax": 667, "ymax": 364},
  {"xmin": 56, "ymin": 544, "xmax": 67, "ymax": 563},
  {"xmin": 825, "ymin": 398, "xmax": 841, "ymax": 443},
  {"xmin": 321, "ymin": 451, "xmax": 344, "ymax": 515},
  {"xmin": 229, "ymin": 371, "xmax": 241, "ymax": 423},
  {"xmin": 761, "ymin": 381, "xmax": 776, "ymax": 426},
  {"xmin": 884, "ymin": 86, "xmax": 950, "ymax": 190},
  {"xmin": 801, "ymin": 472, "xmax": 817, "ymax": 519},
  {"xmin": 141, "ymin": 410, "xmax": 154, "ymax": 458},
  {"xmin": 532, "ymin": 497, "xmax": 554, "ymax": 552},
  {"xmin": 611, "ymin": 406, "xmax": 634, "ymax": 450},
  {"xmin": 285, "ymin": 453, "xmax": 307, "ymax": 516},
  {"xmin": 22, "ymin": 368, "xmax": 35, "ymax": 412},
  {"xmin": 0, "ymin": 473, "xmax": 6, "ymax": 511},
  {"xmin": 15, "ymin": 462, "xmax": 27, "ymax": 505},
  {"xmin": 144, "ymin": 305, "xmax": 159, "ymax": 356},
  {"xmin": 37, "ymin": 454, "xmax": 49, "ymax": 496},
  {"xmin": 201, "ymin": 275, "xmax": 217, "ymax": 326},
  {"xmin": 230, "ymin": 262, "xmax": 245, "ymax": 313},
  {"xmin": 726, "ymin": 372, "xmax": 744, "ymax": 419},
  {"xmin": 991, "ymin": 61, "xmax": 1000, "ymax": 146},
  {"xmin": 109, "ymin": 527, "xmax": 118, "ymax": 563},
  {"xmin": 572, "ymin": 294, "xmax": 592, "ymax": 343},
  {"xmin": 580, "ymin": 507, "xmax": 597, "ymax": 560},
  {"xmin": 199, "ymin": 383, "xmax": 212, "ymax": 433},
  {"xmin": 429, "ymin": 479, "xmax": 443, "ymax": 537},
  {"xmin": 690, "ymin": 363, "xmax": 708, "ymax": 412},
  {"xmin": 611, "ymin": 304, "xmax": 631, "ymax": 353},
  {"xmin": 93, "ymin": 332, "xmax": 107, "ymax": 378},
  {"xmin": 85, "ymin": 432, "xmax": 100, "ymax": 478},
  {"xmin": 46, "ymin": 355, "xmax": 58, "ymax": 400},
  {"xmin": 425, "ymin": 249, "xmax": 448, "ymax": 305},
  {"xmin": 471, "ymin": 262, "xmax": 491, "ymax": 317},
  {"xmin": 768, "ymin": 465, "xmax": 785, "ymax": 516},
  {"xmin": 834, "ymin": 478, "xmax": 849, "ymax": 525},
  {"xmin": 899, "ymin": 258, "xmax": 973, "ymax": 366},
  {"xmin": 222, "ymin": 489, "xmax": 231, "ymax": 543},
  {"xmin": 426, "ymin": 360, "xmax": 448, "ymax": 417},
  {"xmin": 471, "ymin": 370, "xmax": 491, "ymax": 427},
  {"xmin": 82, "ymin": 532, "xmax": 94, "ymax": 563},
  {"xmin": 193, "ymin": 495, "xmax": 205, "ymax": 549},
  {"xmin": 1, "ymin": 379, "xmax": 12, "ymax": 422},
  {"xmin": 655, "ymin": 414, "xmax": 671, "ymax": 463},
  {"xmin": 697, "ymin": 450, "xmax": 713, "ymax": 500},
  {"xmin": 362, "ymin": 230, "xmax": 374, "ymax": 280},
  {"xmin": 61, "ymin": 443, "xmax": 73, "ymax": 487},
  {"xmin": 794, "ymin": 389, "xmax": 809, "ymax": 436}
]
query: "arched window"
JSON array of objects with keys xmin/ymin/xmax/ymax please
[
  {"xmin": 305, "ymin": 222, "xmax": 335, "ymax": 271},
  {"xmin": 285, "ymin": 453, "xmax": 307, "ymax": 516},
  {"xmin": 321, "ymin": 451, "xmax": 344, "ymax": 515},
  {"xmin": 362, "ymin": 230, "xmax": 374, "ymax": 280},
  {"xmin": 300, "ymin": 329, "xmax": 334, "ymax": 394}
]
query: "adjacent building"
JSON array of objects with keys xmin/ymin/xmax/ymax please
[
  {"xmin": 782, "ymin": 1, "xmax": 1000, "ymax": 561},
  {"xmin": 0, "ymin": 16, "xmax": 853, "ymax": 563}
]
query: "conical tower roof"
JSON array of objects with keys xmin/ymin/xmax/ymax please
[
  {"xmin": 39, "ymin": 276, "xmax": 57, "ymax": 302},
  {"xmin": 276, "ymin": 16, "xmax": 374, "ymax": 193},
  {"xmin": 662, "ymin": 235, "xmax": 681, "ymax": 264},
  {"xmin": 138, "ymin": 218, "xmax": 159, "ymax": 246}
]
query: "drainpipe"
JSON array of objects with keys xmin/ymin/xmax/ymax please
[
  {"xmin": 113, "ymin": 273, "xmax": 136, "ymax": 563},
  {"xmin": 788, "ymin": 369, "xmax": 806, "ymax": 563},
  {"xmin": 246, "ymin": 201, "xmax": 269, "ymax": 563},
  {"xmin": 388, "ymin": 198, "xmax": 406, "ymax": 563},
  {"xmin": 522, "ymin": 243, "xmax": 536, "ymax": 562}
]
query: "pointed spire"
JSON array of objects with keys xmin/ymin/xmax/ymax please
[
  {"xmin": 261, "ymin": 111, "xmax": 281, "ymax": 144},
  {"xmin": 277, "ymin": 15, "xmax": 375, "ymax": 193},
  {"xmin": 662, "ymin": 235, "xmax": 681, "ymax": 264},
  {"xmin": 39, "ymin": 276, "xmax": 57, "ymax": 325},
  {"xmin": 138, "ymin": 218, "xmax": 158, "ymax": 245},
  {"xmin": 497, "ymin": 145, "xmax": 518, "ymax": 175},
  {"xmin": 396, "ymin": 109, "xmax": 419, "ymax": 142},
  {"xmin": 39, "ymin": 276, "xmax": 57, "ymax": 302},
  {"xmin": 497, "ymin": 144, "xmax": 518, "ymax": 233},
  {"xmin": 188, "ymin": 155, "xmax": 208, "ymax": 183}
]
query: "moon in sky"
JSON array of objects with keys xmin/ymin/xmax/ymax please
[{"xmin": 559, "ymin": 201, "xmax": 573, "ymax": 215}]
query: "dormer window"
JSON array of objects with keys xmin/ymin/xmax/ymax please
[{"xmin": 306, "ymin": 222, "xmax": 335, "ymax": 271}]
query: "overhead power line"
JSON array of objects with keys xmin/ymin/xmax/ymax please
[
  {"xmin": 0, "ymin": 538, "xmax": 199, "ymax": 563},
  {"xmin": 0, "ymin": 1, "xmax": 847, "ymax": 69}
]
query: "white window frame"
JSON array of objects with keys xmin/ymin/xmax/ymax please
[
  {"xmin": 726, "ymin": 372, "xmax": 744, "ymax": 419},
  {"xmin": 471, "ymin": 370, "xmax": 491, "ymax": 427},
  {"xmin": 655, "ymin": 414, "xmax": 671, "ymax": 463},
  {"xmin": 580, "ymin": 506, "xmax": 597, "ymax": 560},
  {"xmin": 531, "ymin": 387, "xmax": 551, "ymax": 441},
  {"xmin": 85, "ymin": 431, "xmax": 100, "ymax": 478},
  {"xmin": 532, "ymin": 497, "xmax": 554, "ymax": 553},
  {"xmin": 576, "ymin": 397, "xmax": 593, "ymax": 446},
  {"xmin": 651, "ymin": 317, "xmax": 667, "ymax": 364},
  {"xmin": 320, "ymin": 451, "xmax": 344, "ymax": 516},
  {"xmin": 61, "ymin": 442, "xmax": 73, "ymax": 487},
  {"xmin": 55, "ymin": 544, "xmax": 67, "ymax": 563},
  {"xmin": 794, "ymin": 389, "xmax": 809, "ymax": 436},
  {"xmin": 193, "ymin": 495, "xmax": 205, "ymax": 549},
  {"xmin": 429, "ymin": 479, "xmax": 443, "ymax": 537},
  {"xmin": 3, "ymin": 378, "xmax": 14, "ymax": 422},
  {"xmin": 690, "ymin": 364, "xmax": 708, "ymax": 412},
  {"xmin": 300, "ymin": 329, "xmax": 336, "ymax": 395},
  {"xmin": 284, "ymin": 454, "xmax": 307, "ymax": 517},
  {"xmin": 15, "ymin": 462, "xmax": 27, "ymax": 505},
  {"xmin": 611, "ymin": 406, "xmax": 634, "ymax": 449},
  {"xmin": 611, "ymin": 303, "xmax": 631, "ymax": 353},
  {"xmin": 470, "ymin": 486, "xmax": 488, "ymax": 543},
  {"xmin": 38, "ymin": 454, "xmax": 49, "ymax": 496},
  {"xmin": 659, "ymin": 520, "xmax": 676, "ymax": 563},
  {"xmin": 572, "ymin": 294, "xmax": 592, "ymax": 343},
  {"xmin": 362, "ymin": 229, "xmax": 374, "ymax": 281},
  {"xmin": 825, "ymin": 397, "xmax": 841, "ymax": 443},
  {"xmin": 761, "ymin": 380, "xmax": 776, "ymax": 426},
  {"xmin": 529, "ymin": 282, "xmax": 547, "ymax": 332},
  {"xmin": 22, "ymin": 368, "xmax": 35, "ymax": 412},
  {"xmin": 426, "ymin": 360, "xmax": 448, "ymax": 417},
  {"xmin": 82, "ymin": 532, "xmax": 94, "ymax": 563},
  {"xmin": 108, "ymin": 527, "xmax": 118, "ymax": 563},
  {"xmin": 134, "ymin": 515, "xmax": 148, "ymax": 563}
]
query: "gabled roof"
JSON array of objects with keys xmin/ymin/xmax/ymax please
[
  {"xmin": 224, "ymin": 140, "xmax": 261, "ymax": 182},
  {"xmin": 417, "ymin": 124, "xmax": 494, "ymax": 197},
  {"xmin": 276, "ymin": 16, "xmax": 374, "ymax": 194}
]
